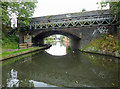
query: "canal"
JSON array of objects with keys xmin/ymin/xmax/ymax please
[{"xmin": 1, "ymin": 41, "xmax": 120, "ymax": 87}]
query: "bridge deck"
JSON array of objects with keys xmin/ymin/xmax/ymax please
[{"xmin": 17, "ymin": 9, "xmax": 117, "ymax": 30}]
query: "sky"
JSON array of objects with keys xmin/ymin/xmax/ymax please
[
  {"xmin": 33, "ymin": 0, "xmax": 109, "ymax": 17},
  {"xmin": 11, "ymin": 0, "xmax": 109, "ymax": 27}
]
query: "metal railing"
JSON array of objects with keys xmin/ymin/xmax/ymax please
[
  {"xmin": 18, "ymin": 43, "xmax": 33, "ymax": 49},
  {"xmin": 17, "ymin": 10, "xmax": 117, "ymax": 30}
]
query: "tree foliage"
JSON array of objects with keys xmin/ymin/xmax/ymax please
[
  {"xmin": 82, "ymin": 8, "xmax": 86, "ymax": 12},
  {"xmin": 1, "ymin": 1, "xmax": 37, "ymax": 26},
  {"xmin": 100, "ymin": 1, "xmax": 120, "ymax": 24}
]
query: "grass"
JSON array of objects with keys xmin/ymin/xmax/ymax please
[{"xmin": 1, "ymin": 47, "xmax": 42, "ymax": 59}]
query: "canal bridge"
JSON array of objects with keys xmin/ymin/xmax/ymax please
[{"xmin": 17, "ymin": 9, "xmax": 118, "ymax": 49}]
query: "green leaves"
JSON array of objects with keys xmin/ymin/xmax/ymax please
[
  {"xmin": 82, "ymin": 8, "xmax": 86, "ymax": 12},
  {"xmin": 1, "ymin": 1, "xmax": 37, "ymax": 26},
  {"xmin": 100, "ymin": 1, "xmax": 120, "ymax": 19}
]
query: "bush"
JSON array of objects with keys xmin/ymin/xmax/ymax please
[{"xmin": 2, "ymin": 32, "xmax": 19, "ymax": 49}]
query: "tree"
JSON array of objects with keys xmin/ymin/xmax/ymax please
[
  {"xmin": 82, "ymin": 8, "xmax": 86, "ymax": 12},
  {"xmin": 1, "ymin": 1, "xmax": 37, "ymax": 26}
]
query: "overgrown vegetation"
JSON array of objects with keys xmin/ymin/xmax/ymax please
[
  {"xmin": 83, "ymin": 34, "xmax": 120, "ymax": 53},
  {"xmin": 2, "ymin": 31, "xmax": 19, "ymax": 49}
]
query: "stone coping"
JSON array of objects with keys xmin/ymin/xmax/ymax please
[{"xmin": 80, "ymin": 49, "xmax": 120, "ymax": 58}]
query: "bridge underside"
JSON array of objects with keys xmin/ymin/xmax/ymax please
[
  {"xmin": 32, "ymin": 30, "xmax": 81, "ymax": 49},
  {"xmin": 33, "ymin": 30, "xmax": 80, "ymax": 41}
]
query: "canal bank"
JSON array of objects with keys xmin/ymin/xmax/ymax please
[
  {"xmin": 80, "ymin": 34, "xmax": 120, "ymax": 58},
  {"xmin": 0, "ymin": 45, "xmax": 51, "ymax": 61},
  {"xmin": 1, "ymin": 28, "xmax": 52, "ymax": 61}
]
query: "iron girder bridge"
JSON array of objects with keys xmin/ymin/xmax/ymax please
[{"xmin": 18, "ymin": 9, "xmax": 118, "ymax": 31}]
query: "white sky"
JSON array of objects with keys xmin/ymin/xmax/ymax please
[
  {"xmin": 11, "ymin": 0, "xmax": 109, "ymax": 27},
  {"xmin": 33, "ymin": 0, "xmax": 109, "ymax": 17}
]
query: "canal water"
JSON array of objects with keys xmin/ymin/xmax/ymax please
[{"xmin": 1, "ymin": 41, "xmax": 120, "ymax": 87}]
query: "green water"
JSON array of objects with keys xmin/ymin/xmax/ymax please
[{"xmin": 1, "ymin": 42, "xmax": 120, "ymax": 87}]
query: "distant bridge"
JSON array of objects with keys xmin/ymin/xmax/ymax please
[{"xmin": 17, "ymin": 9, "xmax": 117, "ymax": 49}]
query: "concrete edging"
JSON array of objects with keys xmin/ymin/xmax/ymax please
[{"xmin": 1, "ymin": 46, "xmax": 50, "ymax": 61}]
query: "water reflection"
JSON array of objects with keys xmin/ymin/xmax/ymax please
[
  {"xmin": 7, "ymin": 69, "xmax": 19, "ymax": 87},
  {"xmin": 2, "ymin": 42, "xmax": 120, "ymax": 87},
  {"xmin": 45, "ymin": 42, "xmax": 67, "ymax": 56},
  {"xmin": 29, "ymin": 80, "xmax": 56, "ymax": 87},
  {"xmin": 3, "ymin": 68, "xmax": 56, "ymax": 87}
]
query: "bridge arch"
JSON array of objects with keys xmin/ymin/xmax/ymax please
[
  {"xmin": 33, "ymin": 29, "xmax": 80, "ymax": 40},
  {"xmin": 32, "ymin": 29, "xmax": 81, "ymax": 49}
]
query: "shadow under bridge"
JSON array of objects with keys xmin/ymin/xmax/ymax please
[{"xmin": 32, "ymin": 29, "xmax": 81, "ymax": 49}]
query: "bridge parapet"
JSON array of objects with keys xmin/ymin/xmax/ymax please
[{"xmin": 18, "ymin": 9, "xmax": 117, "ymax": 30}]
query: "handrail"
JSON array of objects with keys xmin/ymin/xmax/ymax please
[{"xmin": 18, "ymin": 43, "xmax": 34, "ymax": 49}]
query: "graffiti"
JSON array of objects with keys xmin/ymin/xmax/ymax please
[
  {"xmin": 92, "ymin": 26, "xmax": 108, "ymax": 36},
  {"xmin": 97, "ymin": 26, "xmax": 108, "ymax": 34}
]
